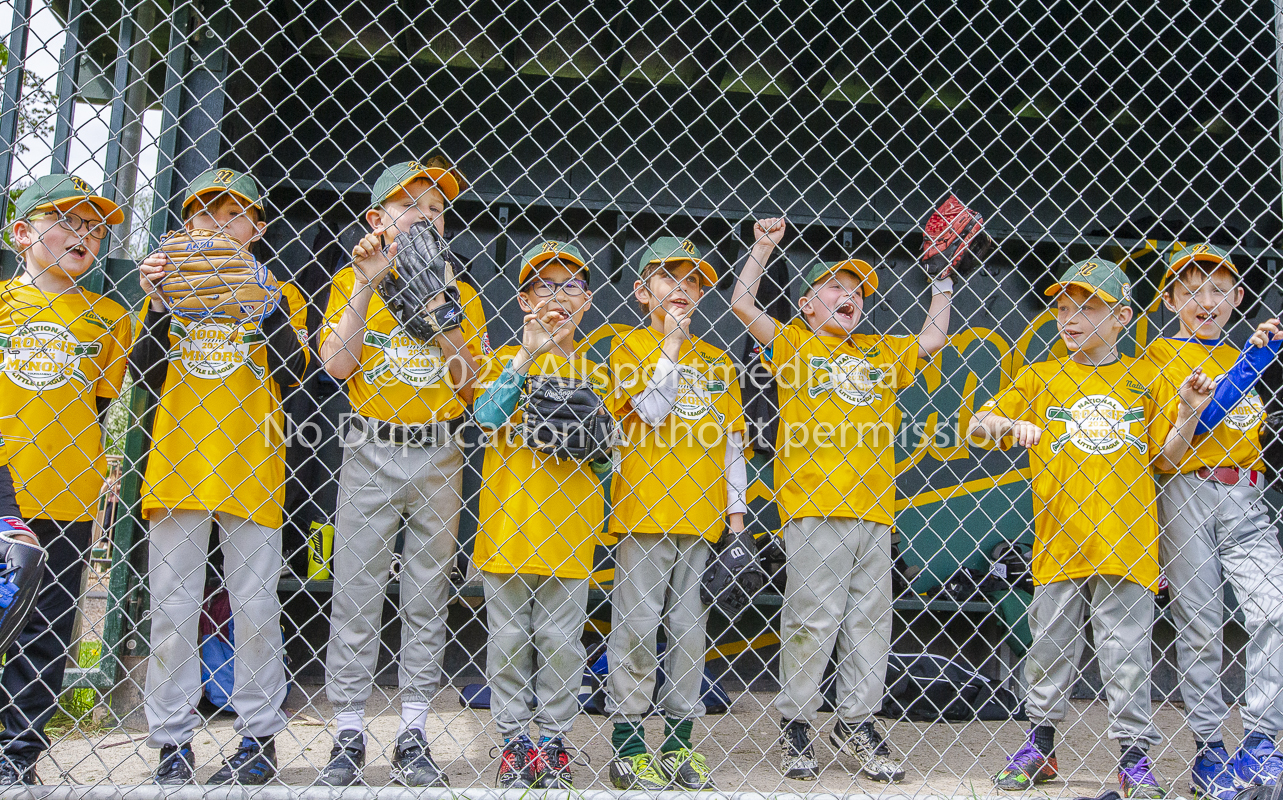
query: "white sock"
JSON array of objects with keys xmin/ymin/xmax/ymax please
[
  {"xmin": 335, "ymin": 709, "xmax": 364, "ymax": 737},
  {"xmin": 399, "ymin": 702, "xmax": 430, "ymax": 736}
]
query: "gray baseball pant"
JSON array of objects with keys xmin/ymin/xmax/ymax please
[
  {"xmin": 325, "ymin": 435, "xmax": 463, "ymax": 714},
  {"xmin": 482, "ymin": 570, "xmax": 589, "ymax": 739},
  {"xmin": 1158, "ymin": 470, "xmax": 1283, "ymax": 740},
  {"xmin": 1024, "ymin": 574, "xmax": 1162, "ymax": 748},
  {"xmin": 144, "ymin": 509, "xmax": 288, "ymax": 747},
  {"xmin": 775, "ymin": 516, "xmax": 894, "ymax": 725},
  {"xmin": 607, "ymin": 532, "xmax": 711, "ymax": 723}
]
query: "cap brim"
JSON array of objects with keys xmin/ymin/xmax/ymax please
[
  {"xmin": 649, "ymin": 257, "xmax": 717, "ymax": 286},
  {"xmin": 811, "ymin": 260, "xmax": 878, "ymax": 296},
  {"xmin": 519, "ymin": 250, "xmax": 588, "ymax": 284},
  {"xmin": 36, "ymin": 195, "xmax": 125, "ymax": 226},
  {"xmin": 182, "ymin": 187, "xmax": 263, "ymax": 215},
  {"xmin": 418, "ymin": 168, "xmax": 461, "ymax": 202},
  {"xmin": 1163, "ymin": 252, "xmax": 1239, "ymax": 281},
  {"xmin": 1044, "ymin": 280, "xmax": 1120, "ymax": 304}
]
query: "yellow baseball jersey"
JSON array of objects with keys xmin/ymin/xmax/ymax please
[
  {"xmin": 606, "ymin": 327, "xmax": 746, "ymax": 541},
  {"xmin": 320, "ymin": 268, "xmax": 487, "ymax": 424},
  {"xmin": 762, "ymin": 321, "xmax": 920, "ymax": 525},
  {"xmin": 473, "ymin": 345, "xmax": 616, "ymax": 578},
  {"xmin": 0, "ymin": 280, "xmax": 131, "ymax": 521},
  {"xmin": 1144, "ymin": 336, "xmax": 1265, "ymax": 473},
  {"xmin": 979, "ymin": 356, "xmax": 1177, "ymax": 589},
  {"xmin": 142, "ymin": 283, "xmax": 309, "ymax": 528}
]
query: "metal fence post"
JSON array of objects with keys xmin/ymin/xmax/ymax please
[
  {"xmin": 0, "ymin": 0, "xmax": 32, "ymax": 231},
  {"xmin": 49, "ymin": 0, "xmax": 84, "ymax": 174}
]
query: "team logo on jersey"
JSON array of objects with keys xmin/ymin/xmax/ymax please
[
  {"xmin": 0, "ymin": 322, "xmax": 98, "ymax": 390},
  {"xmin": 807, "ymin": 354, "xmax": 884, "ymax": 405},
  {"xmin": 672, "ymin": 364, "xmax": 724, "ymax": 422},
  {"xmin": 1046, "ymin": 395, "xmax": 1146, "ymax": 455},
  {"xmin": 1225, "ymin": 388, "xmax": 1266, "ymax": 432},
  {"xmin": 363, "ymin": 326, "xmax": 447, "ymax": 387},
  {"xmin": 174, "ymin": 320, "xmax": 262, "ymax": 380}
]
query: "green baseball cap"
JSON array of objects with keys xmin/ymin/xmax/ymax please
[
  {"xmin": 1165, "ymin": 243, "xmax": 1239, "ymax": 281},
  {"xmin": 637, "ymin": 236, "xmax": 717, "ymax": 286},
  {"xmin": 518, "ymin": 240, "xmax": 588, "ymax": 285},
  {"xmin": 182, "ymin": 166, "xmax": 261, "ymax": 215},
  {"xmin": 370, "ymin": 158, "xmax": 463, "ymax": 207},
  {"xmin": 14, "ymin": 173, "xmax": 124, "ymax": 225},
  {"xmin": 181, "ymin": 168, "xmax": 264, "ymax": 217},
  {"xmin": 1044, "ymin": 258, "xmax": 1131, "ymax": 305},
  {"xmin": 804, "ymin": 259, "xmax": 878, "ymax": 297}
]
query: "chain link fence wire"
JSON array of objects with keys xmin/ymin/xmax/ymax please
[{"xmin": 1, "ymin": 0, "xmax": 1283, "ymax": 794}]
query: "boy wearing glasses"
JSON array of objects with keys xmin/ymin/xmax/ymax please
[
  {"xmin": 472, "ymin": 241, "xmax": 614, "ymax": 789},
  {"xmin": 0, "ymin": 175, "xmax": 132, "ymax": 784}
]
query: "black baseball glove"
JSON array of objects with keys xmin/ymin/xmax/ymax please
[
  {"xmin": 0, "ymin": 518, "xmax": 45, "ymax": 657},
  {"xmin": 921, "ymin": 195, "xmax": 995, "ymax": 279},
  {"xmin": 523, "ymin": 375, "xmax": 615, "ymax": 463},
  {"xmin": 700, "ymin": 526, "xmax": 767, "ymax": 616},
  {"xmin": 378, "ymin": 220, "xmax": 465, "ymax": 341},
  {"xmin": 1236, "ymin": 783, "xmax": 1283, "ymax": 800},
  {"xmin": 1261, "ymin": 409, "xmax": 1283, "ymax": 450}
]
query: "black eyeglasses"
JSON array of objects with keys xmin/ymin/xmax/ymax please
[
  {"xmin": 27, "ymin": 212, "xmax": 110, "ymax": 241},
  {"xmin": 529, "ymin": 278, "xmax": 588, "ymax": 297}
]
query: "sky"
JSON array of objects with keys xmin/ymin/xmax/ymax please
[{"xmin": 6, "ymin": 0, "xmax": 162, "ymax": 192}]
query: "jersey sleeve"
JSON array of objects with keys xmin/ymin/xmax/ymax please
[
  {"xmin": 472, "ymin": 347, "xmax": 522, "ymax": 430},
  {"xmin": 726, "ymin": 361, "xmax": 747, "ymax": 436},
  {"xmin": 1146, "ymin": 371, "xmax": 1181, "ymax": 457},
  {"xmin": 281, "ymin": 282, "xmax": 312, "ymax": 373},
  {"xmin": 887, "ymin": 334, "xmax": 921, "ymax": 389},
  {"xmin": 606, "ymin": 334, "xmax": 646, "ymax": 416},
  {"xmin": 1142, "ymin": 339, "xmax": 1182, "ymax": 398},
  {"xmin": 761, "ymin": 321, "xmax": 801, "ymax": 377},
  {"xmin": 473, "ymin": 346, "xmax": 513, "ymax": 390},
  {"xmin": 975, "ymin": 366, "xmax": 1038, "ymax": 449},
  {"xmin": 459, "ymin": 282, "xmax": 488, "ymax": 360},
  {"xmin": 583, "ymin": 329, "xmax": 630, "ymax": 418},
  {"xmin": 318, "ymin": 268, "xmax": 355, "ymax": 352},
  {"xmin": 97, "ymin": 311, "xmax": 134, "ymax": 399}
]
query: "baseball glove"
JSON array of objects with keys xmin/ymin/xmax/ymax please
[
  {"xmin": 523, "ymin": 375, "xmax": 615, "ymax": 462},
  {"xmin": 700, "ymin": 527, "xmax": 767, "ymax": 616},
  {"xmin": 1236, "ymin": 783, "xmax": 1283, "ymax": 800},
  {"xmin": 921, "ymin": 195, "xmax": 995, "ymax": 279},
  {"xmin": 1261, "ymin": 409, "xmax": 1283, "ymax": 450},
  {"xmin": 157, "ymin": 229, "xmax": 280, "ymax": 323},
  {"xmin": 0, "ymin": 517, "xmax": 45, "ymax": 657},
  {"xmin": 378, "ymin": 221, "xmax": 464, "ymax": 341}
]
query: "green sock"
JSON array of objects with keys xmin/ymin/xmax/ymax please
[
  {"xmin": 612, "ymin": 722, "xmax": 647, "ymax": 758},
  {"xmin": 661, "ymin": 718, "xmax": 693, "ymax": 753}
]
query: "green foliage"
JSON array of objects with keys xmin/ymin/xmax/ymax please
[
  {"xmin": 103, "ymin": 371, "xmax": 134, "ymax": 459},
  {"xmin": 60, "ymin": 640, "xmax": 102, "ymax": 720}
]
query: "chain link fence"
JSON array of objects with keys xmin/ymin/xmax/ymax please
[{"xmin": 1, "ymin": 0, "xmax": 1283, "ymax": 794}]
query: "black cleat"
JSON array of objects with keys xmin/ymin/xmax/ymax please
[
  {"xmin": 495, "ymin": 735, "xmax": 537, "ymax": 788},
  {"xmin": 0, "ymin": 751, "xmax": 38, "ymax": 786},
  {"xmin": 207, "ymin": 736, "xmax": 277, "ymax": 785},
  {"xmin": 318, "ymin": 729, "xmax": 365, "ymax": 786},
  {"xmin": 780, "ymin": 719, "xmax": 819, "ymax": 781},
  {"xmin": 153, "ymin": 742, "xmax": 194, "ymax": 786},
  {"xmin": 537, "ymin": 737, "xmax": 578, "ymax": 789},
  {"xmin": 391, "ymin": 729, "xmax": 448, "ymax": 787}
]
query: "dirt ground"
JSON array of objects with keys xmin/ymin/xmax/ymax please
[
  {"xmin": 53, "ymin": 569, "xmax": 1208, "ymax": 796},
  {"xmin": 35, "ymin": 687, "xmax": 1211, "ymax": 797}
]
